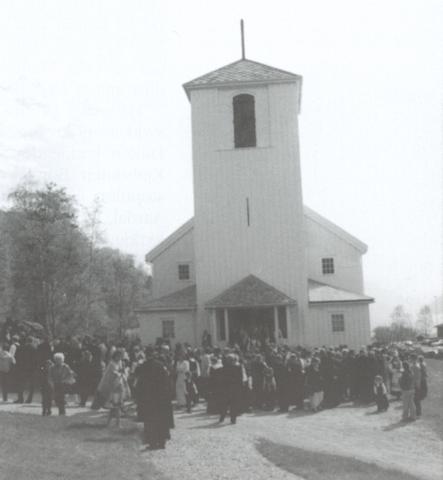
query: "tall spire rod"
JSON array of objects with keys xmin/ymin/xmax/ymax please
[{"xmin": 241, "ymin": 19, "xmax": 245, "ymax": 59}]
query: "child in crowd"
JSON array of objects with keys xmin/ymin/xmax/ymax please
[
  {"xmin": 389, "ymin": 358, "xmax": 403, "ymax": 400},
  {"xmin": 107, "ymin": 377, "xmax": 124, "ymax": 427},
  {"xmin": 48, "ymin": 353, "xmax": 76, "ymax": 416},
  {"xmin": 41, "ymin": 359, "xmax": 54, "ymax": 416},
  {"xmin": 373, "ymin": 375, "xmax": 389, "ymax": 412}
]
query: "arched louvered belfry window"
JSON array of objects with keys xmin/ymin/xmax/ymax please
[{"xmin": 233, "ymin": 94, "xmax": 256, "ymax": 148}]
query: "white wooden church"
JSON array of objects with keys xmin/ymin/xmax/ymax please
[{"xmin": 136, "ymin": 39, "xmax": 374, "ymax": 349}]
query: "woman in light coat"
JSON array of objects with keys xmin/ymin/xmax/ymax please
[{"xmin": 175, "ymin": 353, "xmax": 190, "ymax": 407}]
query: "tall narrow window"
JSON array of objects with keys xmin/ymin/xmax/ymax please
[
  {"xmin": 178, "ymin": 263, "xmax": 190, "ymax": 280},
  {"xmin": 233, "ymin": 94, "xmax": 256, "ymax": 148}
]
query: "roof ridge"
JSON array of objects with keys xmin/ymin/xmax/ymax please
[
  {"xmin": 241, "ymin": 58, "xmax": 301, "ymax": 79},
  {"xmin": 183, "ymin": 58, "xmax": 301, "ymax": 99},
  {"xmin": 183, "ymin": 58, "xmax": 245, "ymax": 88}
]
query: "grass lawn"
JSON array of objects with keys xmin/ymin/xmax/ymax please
[{"xmin": 0, "ymin": 409, "xmax": 166, "ymax": 480}]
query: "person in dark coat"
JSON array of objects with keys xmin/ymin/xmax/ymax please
[
  {"xmin": 40, "ymin": 359, "xmax": 54, "ymax": 416},
  {"xmin": 36, "ymin": 338, "xmax": 53, "ymax": 369},
  {"xmin": 76, "ymin": 350, "xmax": 96, "ymax": 407},
  {"xmin": 206, "ymin": 356, "xmax": 224, "ymax": 414},
  {"xmin": 373, "ymin": 375, "xmax": 389, "ymax": 412},
  {"xmin": 218, "ymin": 354, "xmax": 243, "ymax": 424},
  {"xmin": 306, "ymin": 358, "xmax": 324, "ymax": 412},
  {"xmin": 14, "ymin": 337, "xmax": 37, "ymax": 403},
  {"xmin": 138, "ymin": 348, "xmax": 173, "ymax": 450},
  {"xmin": 272, "ymin": 355, "xmax": 291, "ymax": 412},
  {"xmin": 287, "ymin": 354, "xmax": 305, "ymax": 410},
  {"xmin": 250, "ymin": 354, "xmax": 265, "ymax": 409}
]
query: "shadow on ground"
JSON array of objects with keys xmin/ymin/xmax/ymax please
[{"xmin": 256, "ymin": 438, "xmax": 422, "ymax": 480}]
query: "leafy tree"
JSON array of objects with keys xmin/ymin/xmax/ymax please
[
  {"xmin": 0, "ymin": 211, "xmax": 13, "ymax": 318},
  {"xmin": 96, "ymin": 248, "xmax": 146, "ymax": 338},
  {"xmin": 2, "ymin": 180, "xmax": 150, "ymax": 339},
  {"xmin": 373, "ymin": 305, "xmax": 418, "ymax": 344},
  {"xmin": 373, "ymin": 326, "xmax": 393, "ymax": 344},
  {"xmin": 416, "ymin": 305, "xmax": 433, "ymax": 336},
  {"xmin": 5, "ymin": 182, "xmax": 89, "ymax": 337},
  {"xmin": 390, "ymin": 304, "xmax": 412, "ymax": 326}
]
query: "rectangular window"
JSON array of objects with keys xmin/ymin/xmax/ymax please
[
  {"xmin": 178, "ymin": 263, "xmax": 190, "ymax": 280},
  {"xmin": 216, "ymin": 309, "xmax": 226, "ymax": 341},
  {"xmin": 322, "ymin": 257, "xmax": 334, "ymax": 274},
  {"xmin": 277, "ymin": 306, "xmax": 288, "ymax": 339},
  {"xmin": 162, "ymin": 319, "xmax": 175, "ymax": 339},
  {"xmin": 331, "ymin": 314, "xmax": 345, "ymax": 333}
]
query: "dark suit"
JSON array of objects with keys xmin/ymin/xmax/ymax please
[
  {"xmin": 219, "ymin": 364, "xmax": 243, "ymax": 423},
  {"xmin": 138, "ymin": 358, "xmax": 173, "ymax": 449}
]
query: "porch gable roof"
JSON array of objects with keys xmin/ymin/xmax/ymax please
[{"xmin": 205, "ymin": 274, "xmax": 297, "ymax": 309}]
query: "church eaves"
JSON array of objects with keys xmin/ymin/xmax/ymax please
[
  {"xmin": 183, "ymin": 58, "xmax": 301, "ymax": 99},
  {"xmin": 308, "ymin": 280, "xmax": 374, "ymax": 304}
]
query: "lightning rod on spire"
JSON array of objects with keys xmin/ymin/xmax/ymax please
[{"xmin": 241, "ymin": 19, "xmax": 245, "ymax": 59}]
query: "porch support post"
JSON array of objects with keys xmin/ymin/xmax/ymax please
[
  {"xmin": 224, "ymin": 308, "xmax": 229, "ymax": 344},
  {"xmin": 273, "ymin": 306, "xmax": 279, "ymax": 343},
  {"xmin": 210, "ymin": 309, "xmax": 216, "ymax": 342},
  {"xmin": 287, "ymin": 306, "xmax": 293, "ymax": 345}
]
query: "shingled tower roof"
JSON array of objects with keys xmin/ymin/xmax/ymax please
[{"xmin": 183, "ymin": 59, "xmax": 301, "ymax": 99}]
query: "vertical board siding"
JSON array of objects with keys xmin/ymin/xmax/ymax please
[
  {"xmin": 308, "ymin": 303, "xmax": 371, "ymax": 348},
  {"xmin": 151, "ymin": 228, "xmax": 195, "ymax": 299},
  {"xmin": 191, "ymin": 82, "xmax": 308, "ymax": 345},
  {"xmin": 306, "ymin": 216, "xmax": 364, "ymax": 293},
  {"xmin": 138, "ymin": 310, "xmax": 197, "ymax": 346}
]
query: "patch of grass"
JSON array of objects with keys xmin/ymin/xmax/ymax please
[
  {"xmin": 0, "ymin": 411, "xmax": 168, "ymax": 480},
  {"xmin": 256, "ymin": 439, "xmax": 422, "ymax": 480}
]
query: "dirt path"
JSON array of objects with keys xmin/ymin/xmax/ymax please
[{"xmin": 143, "ymin": 402, "xmax": 442, "ymax": 480}]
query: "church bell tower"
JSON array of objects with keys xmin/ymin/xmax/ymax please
[{"xmin": 183, "ymin": 23, "xmax": 309, "ymax": 345}]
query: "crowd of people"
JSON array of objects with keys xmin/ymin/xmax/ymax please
[{"xmin": 0, "ymin": 329, "xmax": 430, "ymax": 450}]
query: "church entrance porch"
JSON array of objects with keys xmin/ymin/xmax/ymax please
[
  {"xmin": 228, "ymin": 307, "xmax": 274, "ymax": 348},
  {"xmin": 213, "ymin": 306, "xmax": 288, "ymax": 349}
]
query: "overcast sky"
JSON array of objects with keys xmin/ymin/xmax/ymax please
[{"xmin": 0, "ymin": 0, "xmax": 442, "ymax": 327}]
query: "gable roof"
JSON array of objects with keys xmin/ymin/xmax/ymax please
[
  {"xmin": 145, "ymin": 218, "xmax": 194, "ymax": 263},
  {"xmin": 144, "ymin": 205, "xmax": 367, "ymax": 263},
  {"xmin": 135, "ymin": 284, "xmax": 197, "ymax": 312},
  {"xmin": 308, "ymin": 280, "xmax": 374, "ymax": 304},
  {"xmin": 205, "ymin": 274, "xmax": 296, "ymax": 308},
  {"xmin": 304, "ymin": 206, "xmax": 367, "ymax": 254},
  {"xmin": 183, "ymin": 58, "xmax": 301, "ymax": 99}
]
